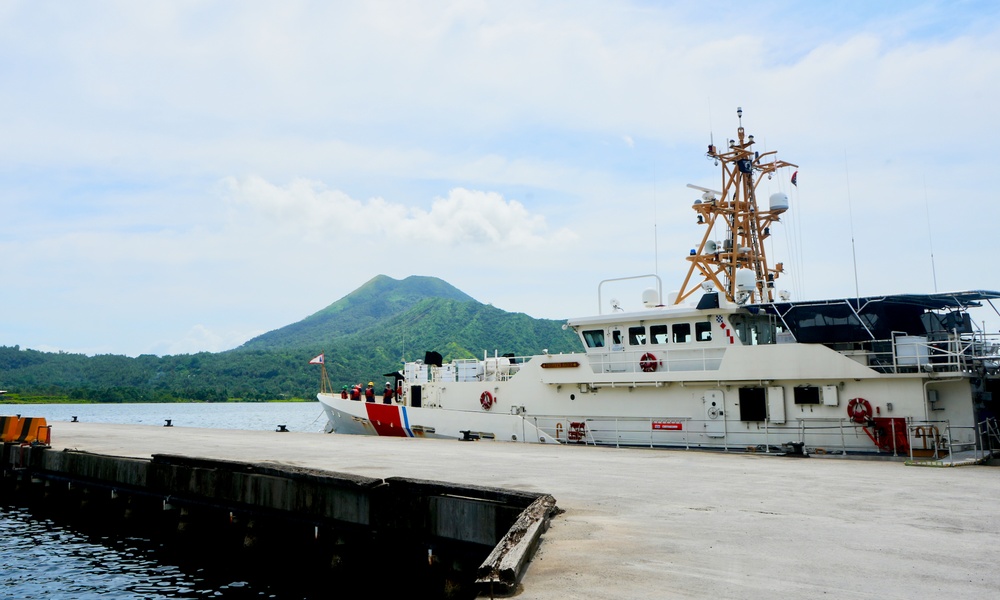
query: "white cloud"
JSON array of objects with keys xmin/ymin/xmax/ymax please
[
  {"xmin": 222, "ymin": 176, "xmax": 576, "ymax": 249},
  {"xmin": 2, "ymin": 1, "xmax": 999, "ymax": 355}
]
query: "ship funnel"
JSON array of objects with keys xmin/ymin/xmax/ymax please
[{"xmin": 641, "ymin": 288, "xmax": 660, "ymax": 308}]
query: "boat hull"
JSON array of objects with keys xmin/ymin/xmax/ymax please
[{"xmin": 317, "ymin": 394, "xmax": 559, "ymax": 443}]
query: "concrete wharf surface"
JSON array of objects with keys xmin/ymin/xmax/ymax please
[{"xmin": 50, "ymin": 422, "xmax": 1000, "ymax": 600}]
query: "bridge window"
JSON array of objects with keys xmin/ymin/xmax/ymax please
[
  {"xmin": 629, "ymin": 326, "xmax": 647, "ymax": 345},
  {"xmin": 582, "ymin": 330, "xmax": 605, "ymax": 348},
  {"xmin": 650, "ymin": 324, "xmax": 669, "ymax": 344},
  {"xmin": 673, "ymin": 323, "xmax": 692, "ymax": 343},
  {"xmin": 696, "ymin": 322, "xmax": 713, "ymax": 342}
]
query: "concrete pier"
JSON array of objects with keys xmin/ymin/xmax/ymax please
[{"xmin": 14, "ymin": 421, "xmax": 1000, "ymax": 599}]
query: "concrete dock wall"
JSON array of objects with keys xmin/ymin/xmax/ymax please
[{"xmin": 2, "ymin": 443, "xmax": 556, "ymax": 597}]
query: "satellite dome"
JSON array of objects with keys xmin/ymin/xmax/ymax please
[
  {"xmin": 769, "ymin": 192, "xmax": 789, "ymax": 212},
  {"xmin": 641, "ymin": 288, "xmax": 660, "ymax": 308}
]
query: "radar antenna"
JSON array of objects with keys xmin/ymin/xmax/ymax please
[{"xmin": 674, "ymin": 107, "xmax": 798, "ymax": 305}]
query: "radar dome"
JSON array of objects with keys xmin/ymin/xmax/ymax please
[
  {"xmin": 641, "ymin": 288, "xmax": 660, "ymax": 308},
  {"xmin": 769, "ymin": 192, "xmax": 789, "ymax": 212},
  {"xmin": 735, "ymin": 269, "xmax": 757, "ymax": 291}
]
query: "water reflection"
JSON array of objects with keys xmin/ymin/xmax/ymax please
[{"xmin": 0, "ymin": 504, "xmax": 299, "ymax": 599}]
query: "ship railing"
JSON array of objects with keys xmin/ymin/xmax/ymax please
[
  {"xmin": 417, "ymin": 355, "xmax": 535, "ymax": 384},
  {"xmin": 525, "ymin": 415, "xmax": 967, "ymax": 456},
  {"xmin": 907, "ymin": 421, "xmax": 993, "ymax": 465},
  {"xmin": 862, "ymin": 332, "xmax": 1000, "ymax": 374}
]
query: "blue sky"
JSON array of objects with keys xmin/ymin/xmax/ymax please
[{"xmin": 2, "ymin": 0, "xmax": 999, "ymax": 357}]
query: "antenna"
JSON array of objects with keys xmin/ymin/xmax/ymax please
[
  {"xmin": 844, "ymin": 150, "xmax": 860, "ymax": 298},
  {"xmin": 708, "ymin": 98, "xmax": 718, "ymax": 166},
  {"xmin": 653, "ymin": 159, "xmax": 659, "ymax": 281},
  {"xmin": 923, "ymin": 176, "xmax": 938, "ymax": 292}
]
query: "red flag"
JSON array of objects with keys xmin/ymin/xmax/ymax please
[
  {"xmin": 308, "ymin": 354, "xmax": 324, "ymax": 365},
  {"xmin": 791, "ymin": 171, "xmax": 798, "ymax": 186}
]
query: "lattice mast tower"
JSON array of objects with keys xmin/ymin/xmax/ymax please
[{"xmin": 673, "ymin": 107, "xmax": 798, "ymax": 305}]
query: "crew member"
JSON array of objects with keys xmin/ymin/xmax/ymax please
[
  {"xmin": 340, "ymin": 385, "xmax": 348, "ymax": 399},
  {"xmin": 382, "ymin": 382, "xmax": 393, "ymax": 404},
  {"xmin": 350, "ymin": 384, "xmax": 361, "ymax": 401},
  {"xmin": 365, "ymin": 382, "xmax": 375, "ymax": 402}
]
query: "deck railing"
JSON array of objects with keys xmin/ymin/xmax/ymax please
[
  {"xmin": 863, "ymin": 332, "xmax": 1000, "ymax": 374},
  {"xmin": 526, "ymin": 414, "xmax": 991, "ymax": 459}
]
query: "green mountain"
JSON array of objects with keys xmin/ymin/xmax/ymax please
[
  {"xmin": 238, "ymin": 274, "xmax": 475, "ymax": 351},
  {"xmin": 235, "ymin": 274, "xmax": 581, "ymax": 386},
  {"xmin": 0, "ymin": 275, "xmax": 582, "ymax": 402}
]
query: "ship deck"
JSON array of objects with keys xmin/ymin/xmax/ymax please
[{"xmin": 49, "ymin": 422, "xmax": 1000, "ymax": 600}]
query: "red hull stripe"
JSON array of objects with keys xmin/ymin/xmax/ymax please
[{"xmin": 364, "ymin": 403, "xmax": 409, "ymax": 437}]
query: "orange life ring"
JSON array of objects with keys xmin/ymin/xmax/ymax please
[
  {"xmin": 480, "ymin": 391, "xmax": 494, "ymax": 411},
  {"xmin": 847, "ymin": 397, "xmax": 872, "ymax": 424},
  {"xmin": 639, "ymin": 352, "xmax": 659, "ymax": 372}
]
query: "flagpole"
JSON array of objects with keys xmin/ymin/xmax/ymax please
[{"xmin": 310, "ymin": 354, "xmax": 331, "ymax": 395}]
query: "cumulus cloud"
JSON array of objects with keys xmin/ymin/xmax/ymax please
[{"xmin": 221, "ymin": 176, "xmax": 576, "ymax": 248}]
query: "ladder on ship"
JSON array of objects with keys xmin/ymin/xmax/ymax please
[{"xmin": 980, "ymin": 417, "xmax": 1000, "ymax": 456}]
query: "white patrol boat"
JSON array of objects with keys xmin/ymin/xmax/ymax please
[{"xmin": 318, "ymin": 109, "xmax": 1000, "ymax": 458}]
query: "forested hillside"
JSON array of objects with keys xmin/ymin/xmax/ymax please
[
  {"xmin": 0, "ymin": 275, "xmax": 581, "ymax": 403},
  {"xmin": 238, "ymin": 274, "xmax": 475, "ymax": 351}
]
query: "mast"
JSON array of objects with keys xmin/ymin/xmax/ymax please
[{"xmin": 674, "ymin": 107, "xmax": 798, "ymax": 305}]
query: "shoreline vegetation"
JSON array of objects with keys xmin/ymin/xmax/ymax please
[{"xmin": 1, "ymin": 276, "xmax": 582, "ymax": 406}]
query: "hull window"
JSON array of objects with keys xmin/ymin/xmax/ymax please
[
  {"xmin": 650, "ymin": 325, "xmax": 669, "ymax": 344},
  {"xmin": 696, "ymin": 321, "xmax": 713, "ymax": 342},
  {"xmin": 673, "ymin": 323, "xmax": 692, "ymax": 343}
]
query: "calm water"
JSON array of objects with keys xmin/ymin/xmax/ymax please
[
  {"xmin": 0, "ymin": 401, "xmax": 330, "ymax": 599},
  {"xmin": 0, "ymin": 401, "xmax": 328, "ymax": 433}
]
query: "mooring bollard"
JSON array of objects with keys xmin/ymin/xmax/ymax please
[{"xmin": 164, "ymin": 419, "xmax": 173, "ymax": 427}]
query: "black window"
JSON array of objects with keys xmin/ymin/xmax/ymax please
[
  {"xmin": 629, "ymin": 326, "xmax": 647, "ymax": 345},
  {"xmin": 793, "ymin": 386, "xmax": 820, "ymax": 405},
  {"xmin": 738, "ymin": 387, "xmax": 767, "ymax": 421},
  {"xmin": 650, "ymin": 324, "xmax": 669, "ymax": 344},
  {"xmin": 673, "ymin": 323, "xmax": 691, "ymax": 343},
  {"xmin": 696, "ymin": 321, "xmax": 712, "ymax": 342}
]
